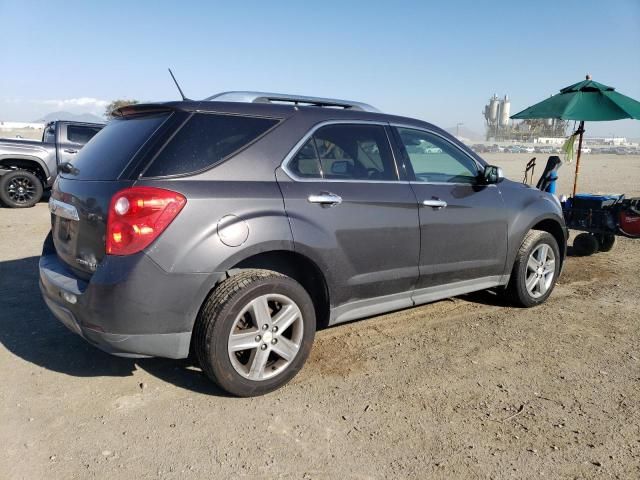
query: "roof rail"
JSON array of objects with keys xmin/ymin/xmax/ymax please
[{"xmin": 204, "ymin": 91, "xmax": 380, "ymax": 113}]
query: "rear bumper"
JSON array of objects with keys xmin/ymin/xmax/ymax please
[
  {"xmin": 39, "ymin": 238, "xmax": 219, "ymax": 359},
  {"xmin": 40, "ymin": 292, "xmax": 190, "ymax": 358}
]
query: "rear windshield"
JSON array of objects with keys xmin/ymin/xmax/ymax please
[
  {"xmin": 142, "ymin": 113, "xmax": 278, "ymax": 177},
  {"xmin": 63, "ymin": 113, "xmax": 169, "ymax": 180}
]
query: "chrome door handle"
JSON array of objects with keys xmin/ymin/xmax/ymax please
[
  {"xmin": 64, "ymin": 149, "xmax": 78, "ymax": 154},
  {"xmin": 423, "ymin": 199, "xmax": 447, "ymax": 209},
  {"xmin": 308, "ymin": 192, "xmax": 342, "ymax": 206}
]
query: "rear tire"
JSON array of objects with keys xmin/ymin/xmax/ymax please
[
  {"xmin": 0, "ymin": 170, "xmax": 43, "ymax": 208},
  {"xmin": 597, "ymin": 234, "xmax": 616, "ymax": 252},
  {"xmin": 506, "ymin": 230, "xmax": 560, "ymax": 307},
  {"xmin": 573, "ymin": 232, "xmax": 599, "ymax": 256},
  {"xmin": 193, "ymin": 269, "xmax": 316, "ymax": 397}
]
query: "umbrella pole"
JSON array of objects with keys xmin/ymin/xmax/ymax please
[{"xmin": 572, "ymin": 121, "xmax": 585, "ymax": 197}]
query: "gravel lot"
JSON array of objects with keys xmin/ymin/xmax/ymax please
[{"xmin": 1, "ymin": 154, "xmax": 639, "ymax": 479}]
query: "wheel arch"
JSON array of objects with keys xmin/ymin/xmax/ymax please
[
  {"xmin": 530, "ymin": 217, "xmax": 567, "ymax": 265},
  {"xmin": 0, "ymin": 156, "xmax": 50, "ymax": 185},
  {"xmin": 228, "ymin": 250, "xmax": 331, "ymax": 329}
]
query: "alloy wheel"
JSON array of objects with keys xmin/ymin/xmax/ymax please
[
  {"xmin": 525, "ymin": 243, "xmax": 556, "ymax": 298},
  {"xmin": 6, "ymin": 174, "xmax": 37, "ymax": 205},
  {"xmin": 227, "ymin": 293, "xmax": 304, "ymax": 381}
]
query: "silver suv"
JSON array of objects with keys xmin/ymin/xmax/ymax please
[{"xmin": 39, "ymin": 92, "xmax": 567, "ymax": 396}]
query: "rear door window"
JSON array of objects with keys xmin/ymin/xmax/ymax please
[
  {"xmin": 62, "ymin": 113, "xmax": 169, "ymax": 180},
  {"xmin": 314, "ymin": 124, "xmax": 396, "ymax": 181},
  {"xmin": 67, "ymin": 125, "xmax": 102, "ymax": 145},
  {"xmin": 288, "ymin": 139, "xmax": 322, "ymax": 178},
  {"xmin": 143, "ymin": 113, "xmax": 279, "ymax": 177},
  {"xmin": 287, "ymin": 124, "xmax": 397, "ymax": 181}
]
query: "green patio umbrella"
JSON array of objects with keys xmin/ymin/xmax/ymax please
[{"xmin": 511, "ymin": 75, "xmax": 640, "ymax": 196}]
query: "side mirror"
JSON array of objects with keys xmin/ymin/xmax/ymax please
[{"xmin": 482, "ymin": 165, "xmax": 504, "ymax": 184}]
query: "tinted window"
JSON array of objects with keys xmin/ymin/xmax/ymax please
[
  {"xmin": 67, "ymin": 125, "xmax": 102, "ymax": 144},
  {"xmin": 310, "ymin": 124, "xmax": 396, "ymax": 180},
  {"xmin": 396, "ymin": 128, "xmax": 479, "ymax": 184},
  {"xmin": 43, "ymin": 126, "xmax": 55, "ymax": 143},
  {"xmin": 289, "ymin": 139, "xmax": 322, "ymax": 178},
  {"xmin": 63, "ymin": 113, "xmax": 169, "ymax": 180},
  {"xmin": 144, "ymin": 113, "xmax": 278, "ymax": 177}
]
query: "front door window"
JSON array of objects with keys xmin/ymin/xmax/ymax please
[{"xmin": 396, "ymin": 128, "xmax": 479, "ymax": 184}]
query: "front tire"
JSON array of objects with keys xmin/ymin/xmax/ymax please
[
  {"xmin": 506, "ymin": 230, "xmax": 560, "ymax": 307},
  {"xmin": 193, "ymin": 269, "xmax": 316, "ymax": 397},
  {"xmin": 0, "ymin": 170, "xmax": 43, "ymax": 208}
]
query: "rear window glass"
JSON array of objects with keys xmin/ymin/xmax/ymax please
[
  {"xmin": 65, "ymin": 113, "xmax": 169, "ymax": 180},
  {"xmin": 143, "ymin": 113, "xmax": 278, "ymax": 177},
  {"xmin": 43, "ymin": 126, "xmax": 55, "ymax": 143}
]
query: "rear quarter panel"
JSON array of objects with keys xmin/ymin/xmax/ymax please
[
  {"xmin": 135, "ymin": 111, "xmax": 320, "ymax": 279},
  {"xmin": 139, "ymin": 179, "xmax": 293, "ymax": 276}
]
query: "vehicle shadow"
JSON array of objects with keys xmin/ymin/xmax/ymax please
[
  {"xmin": 457, "ymin": 288, "xmax": 511, "ymax": 307},
  {"xmin": 461, "ymin": 245, "xmax": 579, "ymax": 307},
  {"xmin": 0, "ymin": 255, "xmax": 229, "ymax": 397}
]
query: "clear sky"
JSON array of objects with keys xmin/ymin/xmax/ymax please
[{"xmin": 1, "ymin": 0, "xmax": 639, "ymax": 138}]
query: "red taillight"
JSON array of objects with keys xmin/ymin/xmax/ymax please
[{"xmin": 106, "ymin": 186, "xmax": 186, "ymax": 255}]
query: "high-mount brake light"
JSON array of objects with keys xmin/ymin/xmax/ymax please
[{"xmin": 106, "ymin": 186, "xmax": 186, "ymax": 255}]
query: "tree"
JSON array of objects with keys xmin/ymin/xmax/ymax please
[{"xmin": 104, "ymin": 99, "xmax": 139, "ymax": 119}]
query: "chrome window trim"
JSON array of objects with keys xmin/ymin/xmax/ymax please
[
  {"xmin": 390, "ymin": 123, "xmax": 488, "ymax": 182},
  {"xmin": 280, "ymin": 120, "xmax": 408, "ymax": 184},
  {"xmin": 281, "ymin": 120, "xmax": 493, "ymax": 187}
]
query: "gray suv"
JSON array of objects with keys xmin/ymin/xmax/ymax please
[{"xmin": 39, "ymin": 92, "xmax": 567, "ymax": 396}]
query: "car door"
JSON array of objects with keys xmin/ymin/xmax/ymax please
[
  {"xmin": 57, "ymin": 124, "xmax": 102, "ymax": 165},
  {"xmin": 276, "ymin": 122, "xmax": 420, "ymax": 323},
  {"xmin": 392, "ymin": 126, "xmax": 508, "ymax": 293}
]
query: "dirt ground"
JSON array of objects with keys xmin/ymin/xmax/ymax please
[{"xmin": 1, "ymin": 154, "xmax": 639, "ymax": 479}]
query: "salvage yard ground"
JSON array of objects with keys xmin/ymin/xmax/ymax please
[{"xmin": 1, "ymin": 154, "xmax": 639, "ymax": 479}]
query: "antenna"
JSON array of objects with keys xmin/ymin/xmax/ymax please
[{"xmin": 168, "ymin": 68, "xmax": 189, "ymax": 101}]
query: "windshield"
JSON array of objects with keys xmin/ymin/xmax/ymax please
[{"xmin": 63, "ymin": 113, "xmax": 169, "ymax": 180}]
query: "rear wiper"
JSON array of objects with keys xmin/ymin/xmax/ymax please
[{"xmin": 58, "ymin": 162, "xmax": 79, "ymax": 175}]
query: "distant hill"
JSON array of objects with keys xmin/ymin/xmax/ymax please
[
  {"xmin": 35, "ymin": 111, "xmax": 105, "ymax": 124},
  {"xmin": 444, "ymin": 126, "xmax": 482, "ymax": 141}
]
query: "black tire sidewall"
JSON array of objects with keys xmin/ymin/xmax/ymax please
[
  {"xmin": 573, "ymin": 233, "xmax": 599, "ymax": 256},
  {"xmin": 0, "ymin": 170, "xmax": 43, "ymax": 208},
  {"xmin": 206, "ymin": 276, "xmax": 316, "ymax": 397},
  {"xmin": 513, "ymin": 232, "xmax": 560, "ymax": 307},
  {"xmin": 598, "ymin": 234, "xmax": 616, "ymax": 252}
]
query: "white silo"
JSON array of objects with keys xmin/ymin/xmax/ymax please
[
  {"xmin": 499, "ymin": 95, "xmax": 511, "ymax": 127},
  {"xmin": 488, "ymin": 94, "xmax": 499, "ymax": 123}
]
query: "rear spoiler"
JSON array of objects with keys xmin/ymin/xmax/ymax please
[{"xmin": 111, "ymin": 103, "xmax": 175, "ymax": 118}]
